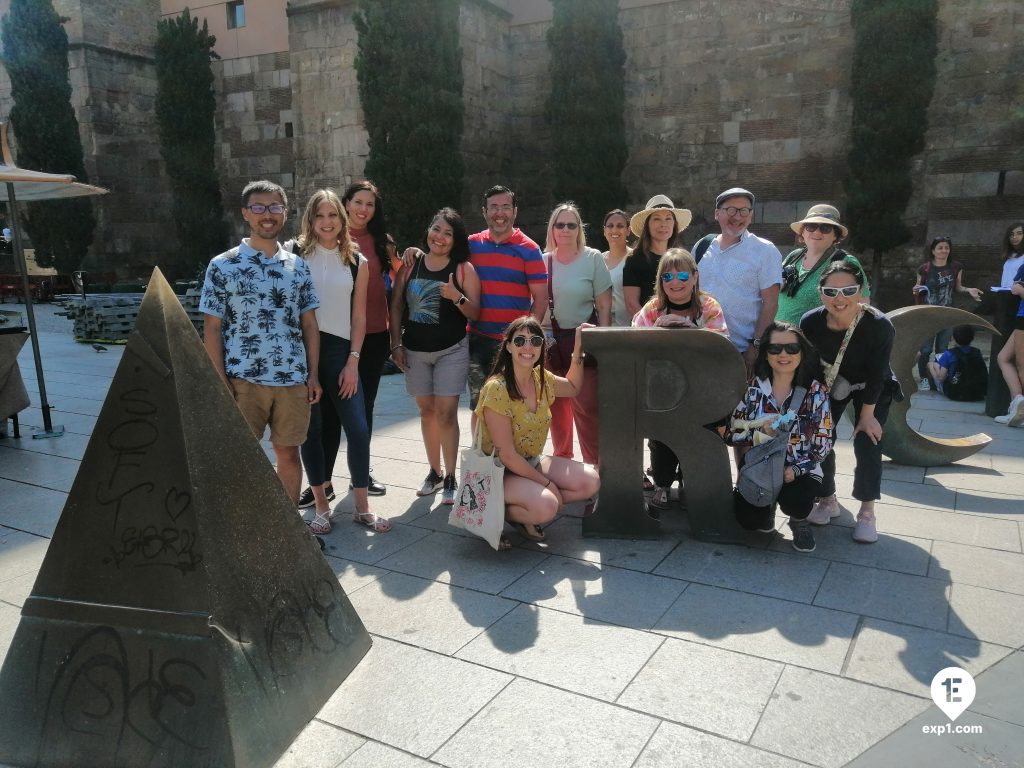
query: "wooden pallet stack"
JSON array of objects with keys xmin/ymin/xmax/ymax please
[{"xmin": 59, "ymin": 289, "xmax": 204, "ymax": 341}]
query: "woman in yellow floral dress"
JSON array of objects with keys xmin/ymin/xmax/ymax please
[{"xmin": 475, "ymin": 316, "xmax": 600, "ymax": 547}]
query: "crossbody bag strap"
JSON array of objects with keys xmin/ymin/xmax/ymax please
[{"xmin": 825, "ymin": 306, "xmax": 865, "ymax": 387}]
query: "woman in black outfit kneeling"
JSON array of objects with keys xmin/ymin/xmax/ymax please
[{"xmin": 799, "ymin": 262, "xmax": 902, "ymax": 544}]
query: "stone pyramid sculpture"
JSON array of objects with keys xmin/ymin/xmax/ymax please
[{"xmin": 0, "ymin": 269, "xmax": 371, "ymax": 768}]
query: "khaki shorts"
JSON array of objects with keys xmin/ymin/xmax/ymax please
[{"xmin": 230, "ymin": 378, "xmax": 310, "ymax": 446}]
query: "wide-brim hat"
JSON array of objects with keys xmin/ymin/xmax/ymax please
[
  {"xmin": 629, "ymin": 195, "xmax": 692, "ymax": 237},
  {"xmin": 791, "ymin": 204, "xmax": 848, "ymax": 239}
]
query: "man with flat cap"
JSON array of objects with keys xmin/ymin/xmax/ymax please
[{"xmin": 698, "ymin": 187, "xmax": 782, "ymax": 370}]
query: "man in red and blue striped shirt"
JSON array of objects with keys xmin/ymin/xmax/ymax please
[{"xmin": 466, "ymin": 186, "xmax": 548, "ymax": 405}]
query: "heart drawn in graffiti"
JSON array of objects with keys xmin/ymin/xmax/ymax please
[{"xmin": 164, "ymin": 488, "xmax": 192, "ymax": 522}]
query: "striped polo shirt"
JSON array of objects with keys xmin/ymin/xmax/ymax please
[{"xmin": 468, "ymin": 228, "xmax": 547, "ymax": 339}]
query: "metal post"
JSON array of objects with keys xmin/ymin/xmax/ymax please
[{"xmin": 7, "ymin": 183, "xmax": 63, "ymax": 438}]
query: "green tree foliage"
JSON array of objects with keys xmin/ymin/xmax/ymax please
[
  {"xmin": 155, "ymin": 10, "xmax": 226, "ymax": 278},
  {"xmin": 1, "ymin": 0, "xmax": 95, "ymax": 273},
  {"xmin": 546, "ymin": 0, "xmax": 628, "ymax": 249},
  {"xmin": 354, "ymin": 0, "xmax": 464, "ymax": 248},
  {"xmin": 844, "ymin": 0, "xmax": 938, "ymax": 293}
]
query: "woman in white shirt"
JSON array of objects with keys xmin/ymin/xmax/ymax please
[{"xmin": 296, "ymin": 189, "xmax": 391, "ymax": 535}]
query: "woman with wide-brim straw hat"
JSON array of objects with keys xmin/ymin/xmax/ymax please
[
  {"xmin": 776, "ymin": 204, "xmax": 871, "ymax": 325},
  {"xmin": 623, "ymin": 195, "xmax": 692, "ymax": 319}
]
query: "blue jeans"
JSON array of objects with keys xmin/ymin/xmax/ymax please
[
  {"xmin": 300, "ymin": 332, "xmax": 370, "ymax": 488},
  {"xmin": 918, "ymin": 327, "xmax": 953, "ymax": 378}
]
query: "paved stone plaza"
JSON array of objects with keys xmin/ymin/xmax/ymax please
[{"xmin": 1, "ymin": 306, "xmax": 1022, "ymax": 767}]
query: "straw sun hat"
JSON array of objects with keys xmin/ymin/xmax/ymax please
[
  {"xmin": 629, "ymin": 195, "xmax": 693, "ymax": 237},
  {"xmin": 790, "ymin": 204, "xmax": 849, "ymax": 240}
]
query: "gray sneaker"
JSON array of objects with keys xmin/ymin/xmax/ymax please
[
  {"xmin": 441, "ymin": 474, "xmax": 457, "ymax": 505},
  {"xmin": 789, "ymin": 519, "xmax": 816, "ymax": 552},
  {"xmin": 416, "ymin": 468, "xmax": 444, "ymax": 496}
]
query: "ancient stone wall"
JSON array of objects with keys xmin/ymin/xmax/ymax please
[
  {"xmin": 459, "ymin": 1, "xmax": 515, "ymax": 226},
  {"xmin": 0, "ymin": 0, "xmax": 175, "ymax": 277},
  {"xmin": 891, "ymin": 0, "xmax": 1024, "ymax": 308},
  {"xmin": 214, "ymin": 50, "xmax": 295, "ymax": 243},
  {"xmin": 286, "ymin": 0, "xmax": 364, "ymax": 216}
]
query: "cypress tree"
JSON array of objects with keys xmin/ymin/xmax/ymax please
[
  {"xmin": 844, "ymin": 0, "xmax": 938, "ymax": 296},
  {"xmin": 1, "ymin": 0, "xmax": 95, "ymax": 274},
  {"xmin": 546, "ymin": 0, "xmax": 628, "ymax": 249},
  {"xmin": 354, "ymin": 0, "xmax": 464, "ymax": 248},
  {"xmin": 155, "ymin": 10, "xmax": 226, "ymax": 278}
]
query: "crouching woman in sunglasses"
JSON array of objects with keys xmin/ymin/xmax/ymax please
[
  {"xmin": 475, "ymin": 316, "xmax": 601, "ymax": 549},
  {"xmin": 725, "ymin": 322, "xmax": 832, "ymax": 552},
  {"xmin": 799, "ymin": 263, "xmax": 902, "ymax": 544}
]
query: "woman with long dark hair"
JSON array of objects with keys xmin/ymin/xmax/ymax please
[
  {"xmin": 390, "ymin": 208, "xmax": 481, "ymax": 503},
  {"xmin": 725, "ymin": 321, "xmax": 832, "ymax": 552},
  {"xmin": 800, "ymin": 262, "xmax": 902, "ymax": 543},
  {"xmin": 992, "ymin": 223, "xmax": 1024, "ymax": 425},
  {"xmin": 622, "ymin": 195, "xmax": 691, "ymax": 319},
  {"xmin": 294, "ymin": 189, "xmax": 390, "ymax": 534},
  {"xmin": 913, "ymin": 236, "xmax": 983, "ymax": 390},
  {"xmin": 476, "ymin": 316, "xmax": 600, "ymax": 548}
]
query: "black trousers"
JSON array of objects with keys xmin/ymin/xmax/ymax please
[
  {"xmin": 649, "ymin": 440, "xmax": 681, "ymax": 487},
  {"xmin": 358, "ymin": 330, "xmax": 391, "ymax": 436},
  {"xmin": 819, "ymin": 390, "xmax": 892, "ymax": 501},
  {"xmin": 734, "ymin": 473, "xmax": 821, "ymax": 530}
]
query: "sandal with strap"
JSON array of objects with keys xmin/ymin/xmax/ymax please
[
  {"xmin": 309, "ymin": 511, "xmax": 332, "ymax": 535},
  {"xmin": 353, "ymin": 510, "xmax": 392, "ymax": 533},
  {"xmin": 513, "ymin": 522, "xmax": 545, "ymax": 542}
]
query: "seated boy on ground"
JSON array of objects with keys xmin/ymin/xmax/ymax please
[{"xmin": 927, "ymin": 325, "xmax": 987, "ymax": 401}]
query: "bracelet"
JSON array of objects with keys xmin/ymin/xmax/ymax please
[
  {"xmin": 572, "ymin": 353, "xmax": 585, "ymax": 364},
  {"xmin": 349, "ymin": 350, "xmax": 361, "ymax": 359},
  {"xmin": 391, "ymin": 344, "xmax": 403, "ymax": 352},
  {"xmin": 544, "ymin": 479, "xmax": 552, "ymax": 489}
]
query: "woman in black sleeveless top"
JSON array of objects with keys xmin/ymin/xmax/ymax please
[{"xmin": 390, "ymin": 208, "xmax": 481, "ymax": 504}]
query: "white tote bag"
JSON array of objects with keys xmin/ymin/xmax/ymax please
[{"xmin": 449, "ymin": 420, "xmax": 505, "ymax": 550}]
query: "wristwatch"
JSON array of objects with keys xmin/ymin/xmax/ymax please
[
  {"xmin": 456, "ymin": 294, "xmax": 468, "ymax": 306},
  {"xmin": 749, "ymin": 338, "xmax": 761, "ymax": 348}
]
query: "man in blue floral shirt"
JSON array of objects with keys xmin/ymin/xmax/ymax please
[{"xmin": 200, "ymin": 180, "xmax": 322, "ymax": 504}]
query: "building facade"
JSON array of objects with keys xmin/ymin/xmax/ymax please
[{"xmin": 0, "ymin": 0, "xmax": 1020, "ymax": 304}]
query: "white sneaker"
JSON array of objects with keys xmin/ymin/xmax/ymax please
[
  {"xmin": 918, "ymin": 377, "xmax": 931, "ymax": 391},
  {"xmin": 995, "ymin": 414, "xmax": 1011, "ymax": 425},
  {"xmin": 1008, "ymin": 395, "xmax": 1024, "ymax": 427},
  {"xmin": 808, "ymin": 495, "xmax": 840, "ymax": 525}
]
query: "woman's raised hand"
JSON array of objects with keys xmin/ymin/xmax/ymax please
[
  {"xmin": 401, "ymin": 246, "xmax": 424, "ymax": 269},
  {"xmin": 440, "ymin": 274, "xmax": 461, "ymax": 302}
]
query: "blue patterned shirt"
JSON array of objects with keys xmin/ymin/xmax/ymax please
[{"xmin": 199, "ymin": 241, "xmax": 320, "ymax": 386}]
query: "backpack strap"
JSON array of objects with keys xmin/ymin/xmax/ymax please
[{"xmin": 692, "ymin": 234, "xmax": 717, "ymax": 264}]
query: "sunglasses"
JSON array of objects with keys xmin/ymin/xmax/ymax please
[
  {"xmin": 820, "ymin": 285, "xmax": 860, "ymax": 298},
  {"xmin": 803, "ymin": 223, "xmax": 837, "ymax": 235},
  {"xmin": 765, "ymin": 342, "xmax": 802, "ymax": 355},
  {"xmin": 660, "ymin": 271, "xmax": 691, "ymax": 283},
  {"xmin": 511, "ymin": 335, "xmax": 545, "ymax": 348},
  {"xmin": 553, "ymin": 222, "xmax": 579, "ymax": 230},
  {"xmin": 246, "ymin": 203, "xmax": 286, "ymax": 215}
]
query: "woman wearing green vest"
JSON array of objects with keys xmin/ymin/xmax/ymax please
[{"xmin": 776, "ymin": 205, "xmax": 869, "ymax": 325}]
